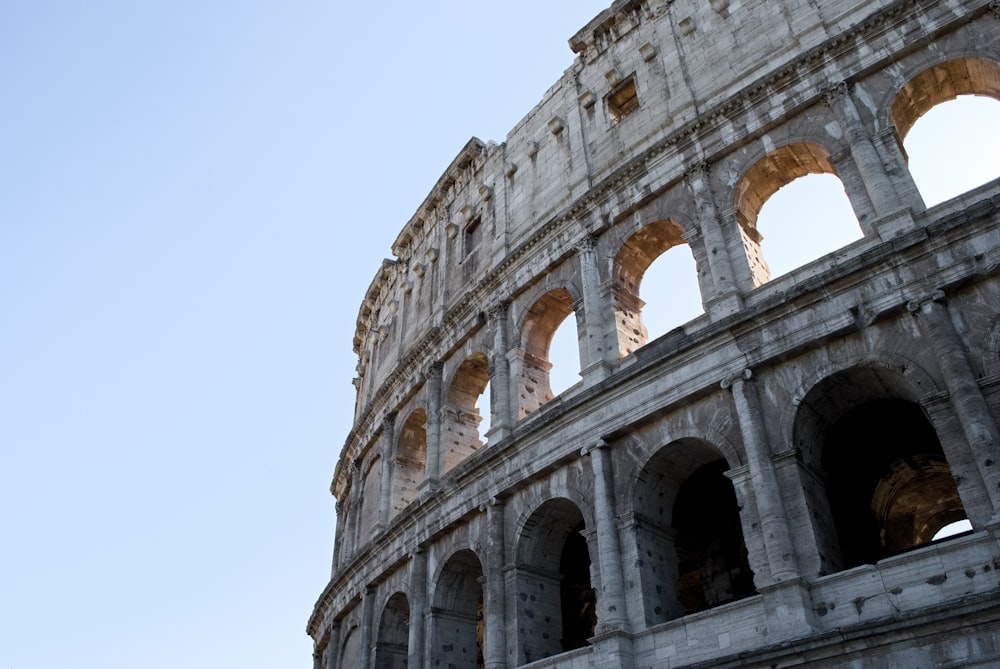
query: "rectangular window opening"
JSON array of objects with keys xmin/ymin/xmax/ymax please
[{"xmin": 608, "ymin": 78, "xmax": 639, "ymax": 124}]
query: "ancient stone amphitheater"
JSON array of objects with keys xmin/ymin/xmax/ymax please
[{"xmin": 308, "ymin": 0, "xmax": 1000, "ymax": 666}]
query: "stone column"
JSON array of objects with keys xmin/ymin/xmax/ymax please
[
  {"xmin": 325, "ymin": 622, "xmax": 341, "ymax": 669},
  {"xmin": 375, "ymin": 412, "xmax": 396, "ymax": 532},
  {"xmin": 346, "ymin": 463, "xmax": 363, "ymax": 559},
  {"xmin": 484, "ymin": 499, "xmax": 508, "ymax": 669},
  {"xmin": 577, "ymin": 236, "xmax": 614, "ymax": 381},
  {"xmin": 584, "ymin": 440, "xmax": 629, "ymax": 630},
  {"xmin": 723, "ymin": 370, "xmax": 799, "ymax": 582},
  {"xmin": 823, "ymin": 82, "xmax": 902, "ymax": 218},
  {"xmin": 407, "ymin": 548, "xmax": 428, "ymax": 669},
  {"xmin": 908, "ymin": 291, "xmax": 1000, "ymax": 519},
  {"xmin": 685, "ymin": 163, "xmax": 741, "ymax": 314},
  {"xmin": 423, "ymin": 362, "xmax": 444, "ymax": 490},
  {"xmin": 486, "ymin": 303, "xmax": 513, "ymax": 443},
  {"xmin": 331, "ymin": 500, "xmax": 344, "ymax": 577},
  {"xmin": 359, "ymin": 585, "xmax": 377, "ymax": 669}
]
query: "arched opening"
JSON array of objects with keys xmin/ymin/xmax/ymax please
[
  {"xmin": 548, "ymin": 312, "xmax": 581, "ymax": 397},
  {"xmin": 794, "ymin": 368, "xmax": 969, "ymax": 572},
  {"xmin": 515, "ymin": 498, "xmax": 594, "ymax": 662},
  {"xmin": 443, "ymin": 353, "xmax": 490, "ymax": 471},
  {"xmin": 516, "ymin": 288, "xmax": 581, "ymax": 418},
  {"xmin": 431, "ymin": 550, "xmax": 484, "ymax": 669},
  {"xmin": 359, "ymin": 454, "xmax": 382, "ymax": 538},
  {"xmin": 754, "ymin": 173, "xmax": 862, "ymax": 279},
  {"xmin": 612, "ymin": 220, "xmax": 702, "ymax": 356},
  {"xmin": 391, "ymin": 409, "xmax": 426, "ymax": 518},
  {"xmin": 374, "ymin": 592, "xmax": 410, "ymax": 669},
  {"xmin": 673, "ymin": 460, "xmax": 756, "ymax": 613},
  {"xmin": 735, "ymin": 142, "xmax": 862, "ymax": 286},
  {"xmin": 632, "ymin": 439, "xmax": 755, "ymax": 625},
  {"xmin": 477, "ymin": 380, "xmax": 491, "ymax": 444},
  {"xmin": 339, "ymin": 625, "xmax": 361, "ymax": 669},
  {"xmin": 891, "ymin": 58, "xmax": 1000, "ymax": 207}
]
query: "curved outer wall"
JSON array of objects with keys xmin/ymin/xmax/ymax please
[{"xmin": 310, "ymin": 1, "xmax": 1000, "ymax": 667}]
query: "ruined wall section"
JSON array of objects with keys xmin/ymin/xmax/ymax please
[{"xmin": 337, "ymin": 0, "xmax": 997, "ymax": 499}]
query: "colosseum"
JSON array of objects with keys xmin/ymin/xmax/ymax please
[{"xmin": 309, "ymin": 0, "xmax": 1000, "ymax": 666}]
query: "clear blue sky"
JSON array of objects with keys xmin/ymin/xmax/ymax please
[{"xmin": 1, "ymin": 3, "xmax": 997, "ymax": 669}]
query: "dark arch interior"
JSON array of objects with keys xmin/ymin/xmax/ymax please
[
  {"xmin": 559, "ymin": 521, "xmax": 596, "ymax": 652},
  {"xmin": 672, "ymin": 459, "xmax": 756, "ymax": 613},
  {"xmin": 822, "ymin": 399, "xmax": 967, "ymax": 567}
]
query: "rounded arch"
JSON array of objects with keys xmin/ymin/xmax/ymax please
[
  {"xmin": 792, "ymin": 365, "xmax": 968, "ymax": 572},
  {"xmin": 889, "ymin": 57, "xmax": 1000, "ymax": 142},
  {"xmin": 338, "ymin": 623, "xmax": 361, "ymax": 669},
  {"xmin": 514, "ymin": 497, "xmax": 594, "ymax": 662},
  {"xmin": 734, "ymin": 141, "xmax": 862, "ymax": 286},
  {"xmin": 442, "ymin": 353, "xmax": 490, "ymax": 472},
  {"xmin": 391, "ymin": 407, "xmax": 427, "ymax": 518},
  {"xmin": 519, "ymin": 286, "xmax": 577, "ymax": 361},
  {"xmin": 513, "ymin": 286, "xmax": 582, "ymax": 418},
  {"xmin": 374, "ymin": 591, "xmax": 410, "ymax": 669},
  {"xmin": 734, "ymin": 141, "xmax": 838, "ymax": 232},
  {"xmin": 611, "ymin": 219, "xmax": 702, "ymax": 355},
  {"xmin": 359, "ymin": 451, "xmax": 383, "ymax": 538},
  {"xmin": 630, "ymin": 438, "xmax": 755, "ymax": 624},
  {"xmin": 431, "ymin": 549, "xmax": 485, "ymax": 669}
]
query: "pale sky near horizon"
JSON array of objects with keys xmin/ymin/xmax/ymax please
[{"xmin": 1, "ymin": 3, "xmax": 998, "ymax": 669}]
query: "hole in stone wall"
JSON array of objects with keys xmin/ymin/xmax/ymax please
[
  {"xmin": 638, "ymin": 243, "xmax": 702, "ymax": 342},
  {"xmin": 754, "ymin": 173, "xmax": 862, "ymax": 280},
  {"xmin": 672, "ymin": 459, "xmax": 756, "ymax": 613},
  {"xmin": 822, "ymin": 398, "xmax": 968, "ymax": 566},
  {"xmin": 559, "ymin": 522, "xmax": 596, "ymax": 652},
  {"xmin": 932, "ymin": 518, "xmax": 972, "ymax": 541},
  {"xmin": 608, "ymin": 77, "xmax": 639, "ymax": 124},
  {"xmin": 548, "ymin": 312, "xmax": 581, "ymax": 397},
  {"xmin": 903, "ymin": 96, "xmax": 1000, "ymax": 207}
]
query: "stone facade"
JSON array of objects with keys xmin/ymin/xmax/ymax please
[{"xmin": 308, "ymin": 0, "xmax": 1000, "ymax": 667}]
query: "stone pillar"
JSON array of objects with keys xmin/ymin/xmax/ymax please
[
  {"xmin": 423, "ymin": 362, "xmax": 444, "ymax": 490},
  {"xmin": 407, "ymin": 548, "xmax": 428, "ymax": 669},
  {"xmin": 486, "ymin": 303, "xmax": 513, "ymax": 443},
  {"xmin": 577, "ymin": 236, "xmax": 614, "ymax": 381},
  {"xmin": 375, "ymin": 412, "xmax": 396, "ymax": 532},
  {"xmin": 346, "ymin": 463, "xmax": 363, "ymax": 559},
  {"xmin": 823, "ymin": 82, "xmax": 903, "ymax": 218},
  {"xmin": 685, "ymin": 163, "xmax": 742, "ymax": 316},
  {"xmin": 723, "ymin": 369, "xmax": 799, "ymax": 582},
  {"xmin": 908, "ymin": 291, "xmax": 1000, "ymax": 519},
  {"xmin": 325, "ymin": 622, "xmax": 341, "ymax": 669},
  {"xmin": 331, "ymin": 500, "xmax": 344, "ymax": 577},
  {"xmin": 484, "ymin": 499, "xmax": 508, "ymax": 669},
  {"xmin": 585, "ymin": 440, "xmax": 629, "ymax": 631},
  {"xmin": 359, "ymin": 585, "xmax": 376, "ymax": 669}
]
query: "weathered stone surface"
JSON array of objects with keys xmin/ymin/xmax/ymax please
[{"xmin": 310, "ymin": 1, "xmax": 1000, "ymax": 667}]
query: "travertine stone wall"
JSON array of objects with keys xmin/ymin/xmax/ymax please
[{"xmin": 311, "ymin": 1, "xmax": 1000, "ymax": 668}]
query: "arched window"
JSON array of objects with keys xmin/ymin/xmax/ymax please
[
  {"xmin": 390, "ymin": 409, "xmax": 426, "ymax": 518},
  {"xmin": 358, "ymin": 454, "xmax": 382, "ymax": 538},
  {"xmin": 736, "ymin": 142, "xmax": 862, "ymax": 285},
  {"xmin": 516, "ymin": 288, "xmax": 581, "ymax": 419},
  {"xmin": 374, "ymin": 593, "xmax": 410, "ymax": 669},
  {"xmin": 612, "ymin": 220, "xmax": 702, "ymax": 356},
  {"xmin": 515, "ymin": 498, "xmax": 594, "ymax": 662},
  {"xmin": 632, "ymin": 439, "xmax": 755, "ymax": 625},
  {"xmin": 890, "ymin": 58, "xmax": 1000, "ymax": 207},
  {"xmin": 793, "ymin": 368, "xmax": 970, "ymax": 572},
  {"xmin": 431, "ymin": 550, "xmax": 484, "ymax": 669},
  {"xmin": 442, "ymin": 353, "xmax": 489, "ymax": 472}
]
